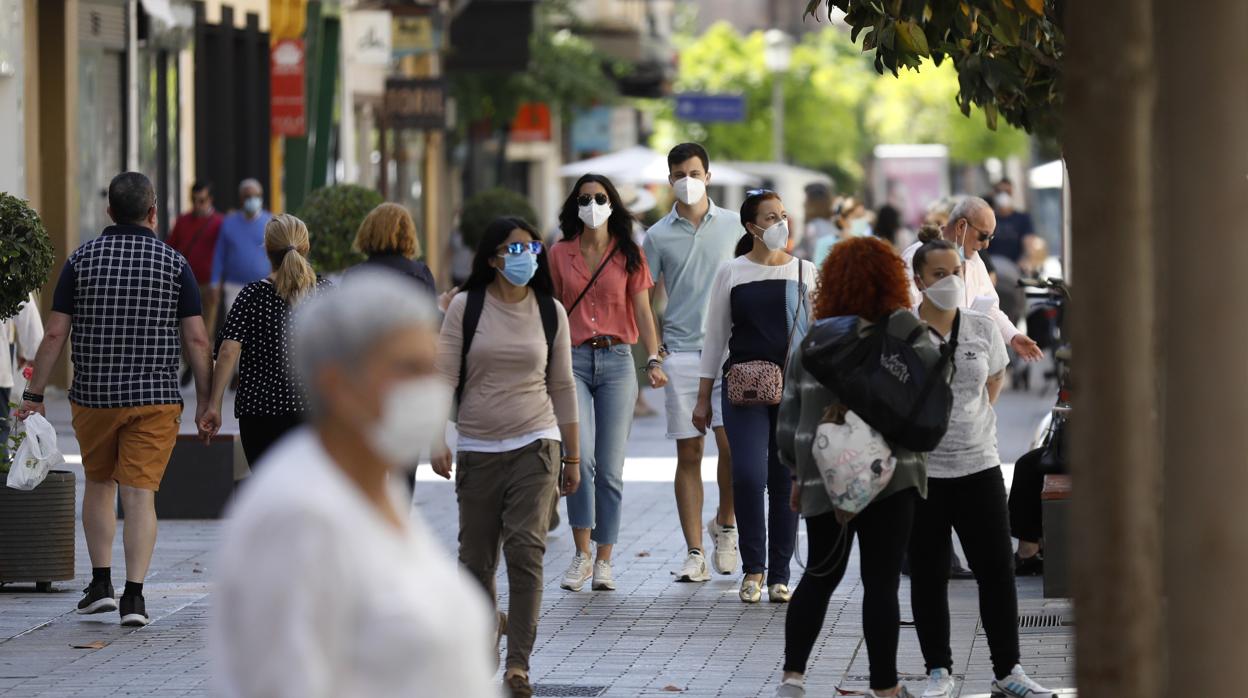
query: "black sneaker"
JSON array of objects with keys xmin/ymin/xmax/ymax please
[
  {"xmin": 1015, "ymin": 553, "xmax": 1045, "ymax": 576},
  {"xmin": 76, "ymin": 580, "xmax": 117, "ymax": 615},
  {"xmin": 119, "ymin": 594, "xmax": 151, "ymax": 627}
]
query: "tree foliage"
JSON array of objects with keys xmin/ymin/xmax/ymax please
[
  {"xmin": 0, "ymin": 194, "xmax": 55, "ymax": 321},
  {"xmin": 651, "ymin": 23, "xmax": 1028, "ymax": 190},
  {"xmin": 805, "ymin": 0, "xmax": 1064, "ymax": 137},
  {"xmin": 298, "ymin": 185, "xmax": 385, "ymax": 273},
  {"xmin": 450, "ymin": 0, "xmax": 620, "ymax": 130}
]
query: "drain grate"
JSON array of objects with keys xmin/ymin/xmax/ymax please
[
  {"xmin": 1018, "ymin": 612, "xmax": 1074, "ymax": 633},
  {"xmin": 533, "ymin": 685, "xmax": 608, "ymax": 697}
]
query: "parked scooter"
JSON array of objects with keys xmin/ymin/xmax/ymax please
[{"xmin": 1018, "ymin": 276, "xmax": 1071, "ymax": 459}]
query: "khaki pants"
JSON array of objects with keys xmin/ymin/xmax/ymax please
[{"xmin": 456, "ymin": 439, "xmax": 560, "ymax": 673}]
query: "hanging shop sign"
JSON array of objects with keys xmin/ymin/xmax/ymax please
[
  {"xmin": 383, "ymin": 78, "xmax": 447, "ymax": 129},
  {"xmin": 270, "ymin": 38, "xmax": 307, "ymax": 137}
]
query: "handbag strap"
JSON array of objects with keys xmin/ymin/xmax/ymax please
[
  {"xmin": 567, "ymin": 243, "xmax": 618, "ymax": 315},
  {"xmin": 905, "ymin": 309, "xmax": 961, "ymax": 424}
]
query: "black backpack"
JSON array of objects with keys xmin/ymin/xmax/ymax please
[
  {"xmin": 800, "ymin": 310, "xmax": 957, "ymax": 453},
  {"xmin": 454, "ymin": 287, "xmax": 559, "ymax": 415}
]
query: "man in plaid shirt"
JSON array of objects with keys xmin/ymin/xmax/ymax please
[{"xmin": 18, "ymin": 172, "xmax": 219, "ymax": 627}]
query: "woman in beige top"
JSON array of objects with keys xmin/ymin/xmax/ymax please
[{"xmin": 431, "ymin": 216, "xmax": 580, "ymax": 698}]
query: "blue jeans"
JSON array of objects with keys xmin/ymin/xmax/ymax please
[
  {"xmin": 722, "ymin": 391, "xmax": 798, "ymax": 585},
  {"xmin": 567, "ymin": 344, "xmax": 639, "ymax": 546}
]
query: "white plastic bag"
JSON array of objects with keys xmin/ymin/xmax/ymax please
[
  {"xmin": 6, "ymin": 414, "xmax": 64, "ymax": 491},
  {"xmin": 812, "ymin": 409, "xmax": 897, "ymax": 516}
]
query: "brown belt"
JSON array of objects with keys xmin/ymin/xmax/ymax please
[{"xmin": 583, "ymin": 336, "xmax": 624, "ymax": 349}]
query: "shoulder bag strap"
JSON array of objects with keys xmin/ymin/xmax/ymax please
[
  {"xmin": 537, "ymin": 292, "xmax": 559, "ymax": 383},
  {"xmin": 567, "ymin": 244, "xmax": 619, "ymax": 315},
  {"xmin": 905, "ymin": 309, "xmax": 961, "ymax": 423},
  {"xmin": 455, "ymin": 288, "xmax": 487, "ymax": 408}
]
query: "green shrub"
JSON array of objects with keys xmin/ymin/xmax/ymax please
[
  {"xmin": 297, "ymin": 184, "xmax": 385, "ymax": 273},
  {"xmin": 460, "ymin": 188, "xmax": 539, "ymax": 251},
  {"xmin": 0, "ymin": 194, "xmax": 55, "ymax": 321}
]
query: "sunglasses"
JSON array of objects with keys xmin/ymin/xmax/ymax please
[
  {"xmin": 499, "ymin": 241, "xmax": 544, "ymax": 256},
  {"xmin": 962, "ymin": 218, "xmax": 995, "ymax": 243},
  {"xmin": 745, "ymin": 188, "xmax": 775, "ymax": 198},
  {"xmin": 577, "ymin": 193, "xmax": 610, "ymax": 207}
]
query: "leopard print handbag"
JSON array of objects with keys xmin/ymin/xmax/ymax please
[{"xmin": 725, "ymin": 360, "xmax": 785, "ymax": 406}]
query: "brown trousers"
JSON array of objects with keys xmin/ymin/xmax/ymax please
[{"xmin": 456, "ymin": 439, "xmax": 560, "ymax": 673}]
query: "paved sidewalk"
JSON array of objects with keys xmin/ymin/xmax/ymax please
[{"xmin": 0, "ymin": 387, "xmax": 1072, "ymax": 697}]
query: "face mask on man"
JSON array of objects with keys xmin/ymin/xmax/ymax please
[
  {"xmin": 752, "ymin": 220, "xmax": 790, "ymax": 252},
  {"xmin": 672, "ymin": 176, "xmax": 706, "ymax": 206},
  {"xmin": 243, "ymin": 196, "xmax": 263, "ymax": 216},
  {"xmin": 371, "ymin": 377, "xmax": 452, "ymax": 469},
  {"xmin": 578, "ymin": 201, "xmax": 612, "ymax": 229},
  {"xmin": 499, "ymin": 251, "xmax": 538, "ymax": 287},
  {"xmin": 920, "ymin": 274, "xmax": 966, "ymax": 311}
]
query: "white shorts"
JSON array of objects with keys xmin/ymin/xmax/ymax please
[{"xmin": 662, "ymin": 351, "xmax": 724, "ymax": 440}]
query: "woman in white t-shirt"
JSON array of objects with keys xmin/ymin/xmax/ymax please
[
  {"xmin": 907, "ymin": 240, "xmax": 1053, "ymax": 698},
  {"xmin": 694, "ymin": 190, "xmax": 817, "ymax": 604}
]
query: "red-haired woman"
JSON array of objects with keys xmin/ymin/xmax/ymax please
[{"xmin": 772, "ymin": 237, "xmax": 937, "ymax": 698}]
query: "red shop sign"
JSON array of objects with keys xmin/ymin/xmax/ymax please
[{"xmin": 271, "ymin": 39, "xmax": 306, "ymax": 137}]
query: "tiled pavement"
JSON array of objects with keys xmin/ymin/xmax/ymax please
[{"xmin": 0, "ymin": 387, "xmax": 1073, "ymax": 697}]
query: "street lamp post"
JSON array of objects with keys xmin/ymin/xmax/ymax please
[{"xmin": 763, "ymin": 29, "xmax": 793, "ymax": 164}]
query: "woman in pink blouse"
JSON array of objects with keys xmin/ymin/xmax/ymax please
[{"xmin": 549, "ymin": 174, "xmax": 668, "ymax": 593}]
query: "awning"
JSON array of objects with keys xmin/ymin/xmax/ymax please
[{"xmin": 558, "ymin": 146, "xmax": 760, "ymax": 186}]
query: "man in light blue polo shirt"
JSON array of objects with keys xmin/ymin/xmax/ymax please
[{"xmin": 642, "ymin": 143, "xmax": 745, "ymax": 583}]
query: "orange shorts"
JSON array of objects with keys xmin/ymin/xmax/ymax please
[{"xmin": 71, "ymin": 403, "xmax": 183, "ymax": 491}]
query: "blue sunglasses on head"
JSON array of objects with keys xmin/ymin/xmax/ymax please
[{"xmin": 499, "ymin": 241, "xmax": 544, "ymax": 256}]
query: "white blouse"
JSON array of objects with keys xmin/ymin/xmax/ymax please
[{"xmin": 212, "ymin": 429, "xmax": 497, "ymax": 698}]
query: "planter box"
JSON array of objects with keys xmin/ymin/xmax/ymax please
[{"xmin": 0, "ymin": 470, "xmax": 76, "ymax": 589}]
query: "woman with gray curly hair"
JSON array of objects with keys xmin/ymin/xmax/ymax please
[{"xmin": 210, "ymin": 272, "xmax": 496, "ymax": 698}]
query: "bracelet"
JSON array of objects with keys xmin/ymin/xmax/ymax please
[
  {"xmin": 22, "ymin": 390, "xmax": 44, "ymax": 404},
  {"xmin": 561, "ymin": 456, "xmax": 581, "ymax": 464}
]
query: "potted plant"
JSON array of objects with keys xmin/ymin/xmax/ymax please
[
  {"xmin": 0, "ymin": 194, "xmax": 74, "ymax": 592},
  {"xmin": 298, "ymin": 184, "xmax": 385, "ymax": 273}
]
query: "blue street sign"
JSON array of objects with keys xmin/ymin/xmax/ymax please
[{"xmin": 673, "ymin": 93, "xmax": 746, "ymax": 123}]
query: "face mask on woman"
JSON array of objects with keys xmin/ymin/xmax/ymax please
[
  {"xmin": 578, "ymin": 201, "xmax": 612, "ymax": 229},
  {"xmin": 920, "ymin": 274, "xmax": 965, "ymax": 311},
  {"xmin": 499, "ymin": 251, "xmax": 538, "ymax": 287},
  {"xmin": 752, "ymin": 220, "xmax": 790, "ymax": 251},
  {"xmin": 672, "ymin": 176, "xmax": 706, "ymax": 206},
  {"xmin": 372, "ymin": 377, "xmax": 452, "ymax": 469}
]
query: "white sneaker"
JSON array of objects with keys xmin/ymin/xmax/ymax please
[
  {"xmin": 922, "ymin": 668, "xmax": 956, "ymax": 698},
  {"xmin": 706, "ymin": 516, "xmax": 739, "ymax": 575},
  {"xmin": 592, "ymin": 559, "xmax": 616, "ymax": 591},
  {"xmin": 773, "ymin": 678, "xmax": 806, "ymax": 697},
  {"xmin": 768, "ymin": 583, "xmax": 792, "ymax": 603},
  {"xmin": 674, "ymin": 550, "xmax": 711, "ymax": 582},
  {"xmin": 867, "ymin": 688, "xmax": 915, "ymax": 698},
  {"xmin": 740, "ymin": 577, "xmax": 763, "ymax": 603},
  {"xmin": 991, "ymin": 665, "xmax": 1054, "ymax": 697},
  {"xmin": 560, "ymin": 552, "xmax": 592, "ymax": 591}
]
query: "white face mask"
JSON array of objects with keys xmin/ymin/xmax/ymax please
[
  {"xmin": 672, "ymin": 176, "xmax": 706, "ymax": 206},
  {"xmin": 578, "ymin": 201, "xmax": 612, "ymax": 229},
  {"xmin": 920, "ymin": 274, "xmax": 965, "ymax": 311},
  {"xmin": 850, "ymin": 217, "xmax": 871, "ymax": 237},
  {"xmin": 753, "ymin": 220, "xmax": 790, "ymax": 251},
  {"xmin": 370, "ymin": 376, "xmax": 452, "ymax": 469}
]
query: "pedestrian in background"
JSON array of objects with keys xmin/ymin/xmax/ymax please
[
  {"xmin": 774, "ymin": 237, "xmax": 934, "ymax": 698},
  {"xmin": 801, "ymin": 183, "xmax": 838, "ymax": 264},
  {"xmin": 550, "ymin": 174, "xmax": 667, "ymax": 594},
  {"xmin": 18, "ymin": 172, "xmax": 217, "ymax": 628},
  {"xmin": 166, "ymin": 181, "xmax": 224, "ymax": 332},
  {"xmin": 0, "ymin": 293, "xmax": 42, "ymax": 462},
  {"xmin": 212, "ymin": 178, "xmax": 272, "ymax": 316},
  {"xmin": 908, "ymin": 239, "xmax": 1053, "ymax": 698},
  {"xmin": 204, "ymin": 214, "xmax": 328, "ymax": 468},
  {"xmin": 431, "ymin": 217, "xmax": 580, "ymax": 698},
  {"xmin": 348, "ymin": 202, "xmax": 436, "ymax": 297},
  {"xmin": 642, "ymin": 142, "xmax": 742, "ymax": 584},
  {"xmin": 695, "ymin": 190, "xmax": 816, "ymax": 604},
  {"xmin": 212, "ymin": 273, "xmax": 496, "ymax": 698}
]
